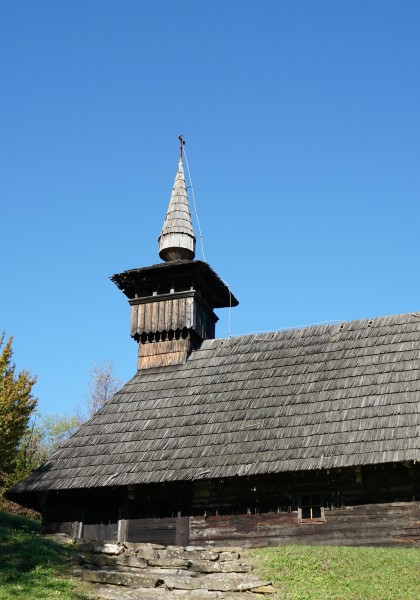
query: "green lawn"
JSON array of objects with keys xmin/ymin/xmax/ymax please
[
  {"xmin": 0, "ymin": 511, "xmax": 89, "ymax": 600},
  {"xmin": 246, "ymin": 544, "xmax": 420, "ymax": 600}
]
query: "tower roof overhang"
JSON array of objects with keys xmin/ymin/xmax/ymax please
[{"xmin": 111, "ymin": 260, "xmax": 239, "ymax": 309}]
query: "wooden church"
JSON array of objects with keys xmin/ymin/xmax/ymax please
[{"xmin": 7, "ymin": 141, "xmax": 420, "ymax": 547}]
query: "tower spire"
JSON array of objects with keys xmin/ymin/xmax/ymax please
[
  {"xmin": 158, "ymin": 136, "xmax": 196, "ymax": 261},
  {"xmin": 112, "ymin": 138, "xmax": 238, "ymax": 369}
]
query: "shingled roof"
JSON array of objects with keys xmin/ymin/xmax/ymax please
[{"xmin": 10, "ymin": 311, "xmax": 420, "ymax": 496}]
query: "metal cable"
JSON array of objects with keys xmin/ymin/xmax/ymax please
[
  {"xmin": 183, "ymin": 145, "xmax": 233, "ymax": 337},
  {"xmin": 182, "ymin": 147, "xmax": 207, "ymax": 263}
]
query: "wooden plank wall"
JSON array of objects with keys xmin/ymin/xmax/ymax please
[
  {"xmin": 40, "ymin": 465, "xmax": 420, "ymax": 546},
  {"xmin": 43, "ymin": 502, "xmax": 420, "ymax": 547},
  {"xmin": 189, "ymin": 502, "xmax": 420, "ymax": 548},
  {"xmin": 138, "ymin": 338, "xmax": 191, "ymax": 369},
  {"xmin": 83, "ymin": 520, "xmax": 118, "ymax": 542},
  {"xmin": 126, "ymin": 516, "xmax": 192, "ymax": 546},
  {"xmin": 130, "ymin": 295, "xmax": 216, "ymax": 340},
  {"xmin": 130, "ymin": 297, "xmax": 193, "ymax": 336},
  {"xmin": 127, "ymin": 517, "xmax": 177, "ymax": 545}
]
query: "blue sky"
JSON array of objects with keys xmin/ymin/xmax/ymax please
[{"xmin": 1, "ymin": 1, "xmax": 419, "ymax": 416}]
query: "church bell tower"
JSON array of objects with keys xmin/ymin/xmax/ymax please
[{"xmin": 111, "ymin": 138, "xmax": 238, "ymax": 370}]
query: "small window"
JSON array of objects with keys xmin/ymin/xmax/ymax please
[{"xmin": 299, "ymin": 494, "xmax": 325, "ymax": 522}]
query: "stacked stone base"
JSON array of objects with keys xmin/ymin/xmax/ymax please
[{"xmin": 72, "ymin": 541, "xmax": 276, "ymax": 599}]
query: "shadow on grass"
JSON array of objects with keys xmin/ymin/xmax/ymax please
[
  {"xmin": 0, "ymin": 510, "xmax": 41, "ymax": 533},
  {"xmin": 0, "ymin": 511, "xmax": 88, "ymax": 599}
]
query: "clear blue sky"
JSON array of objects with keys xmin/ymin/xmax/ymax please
[{"xmin": 1, "ymin": 1, "xmax": 419, "ymax": 416}]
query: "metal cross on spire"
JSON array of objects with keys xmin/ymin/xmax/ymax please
[{"xmin": 179, "ymin": 134, "xmax": 185, "ymax": 159}]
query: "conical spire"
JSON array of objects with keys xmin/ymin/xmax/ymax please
[{"xmin": 158, "ymin": 144, "xmax": 196, "ymax": 261}]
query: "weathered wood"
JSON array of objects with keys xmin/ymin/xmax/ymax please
[
  {"xmin": 164, "ymin": 299, "xmax": 171, "ymax": 331},
  {"xmin": 138, "ymin": 338, "xmax": 192, "ymax": 369},
  {"xmin": 189, "ymin": 502, "xmax": 420, "ymax": 547},
  {"xmin": 172, "ymin": 297, "xmax": 179, "ymax": 330},
  {"xmin": 151, "ymin": 300, "xmax": 159, "ymax": 332},
  {"xmin": 179, "ymin": 298, "xmax": 187, "ymax": 331},
  {"xmin": 175, "ymin": 516, "xmax": 189, "ymax": 546},
  {"xmin": 83, "ymin": 520, "xmax": 118, "ymax": 542},
  {"xmin": 158, "ymin": 157, "xmax": 196, "ymax": 262},
  {"xmin": 111, "ymin": 261, "xmax": 238, "ymax": 310},
  {"xmin": 39, "ymin": 464, "xmax": 420, "ymax": 546},
  {"xmin": 127, "ymin": 517, "xmax": 177, "ymax": 545},
  {"xmin": 187, "ymin": 296, "xmax": 194, "ymax": 330},
  {"xmin": 129, "ymin": 304, "xmax": 139, "ymax": 338},
  {"xmin": 129, "ymin": 292, "xmax": 218, "ymax": 343}
]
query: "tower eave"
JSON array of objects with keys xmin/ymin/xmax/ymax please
[{"xmin": 111, "ymin": 260, "xmax": 239, "ymax": 309}]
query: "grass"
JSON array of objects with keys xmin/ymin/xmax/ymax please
[
  {"xmin": 0, "ymin": 511, "xmax": 89, "ymax": 600},
  {"xmin": 246, "ymin": 544, "xmax": 420, "ymax": 600},
  {"xmin": 1, "ymin": 511, "xmax": 419, "ymax": 599}
]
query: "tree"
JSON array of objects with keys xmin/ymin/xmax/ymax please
[
  {"xmin": 9, "ymin": 412, "xmax": 81, "ymax": 485},
  {"xmin": 2, "ymin": 355, "xmax": 120, "ymax": 489},
  {"xmin": 38, "ymin": 413, "xmax": 80, "ymax": 456},
  {"xmin": 0, "ymin": 333, "xmax": 37, "ymax": 482},
  {"xmin": 82, "ymin": 359, "xmax": 122, "ymax": 420},
  {"xmin": 10, "ymin": 418, "xmax": 46, "ymax": 485}
]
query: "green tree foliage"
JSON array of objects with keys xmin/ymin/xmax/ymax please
[
  {"xmin": 0, "ymin": 333, "xmax": 37, "ymax": 483},
  {"xmin": 10, "ymin": 420, "xmax": 46, "ymax": 485},
  {"xmin": 9, "ymin": 360, "xmax": 120, "ymax": 485},
  {"xmin": 2, "ymin": 354, "xmax": 120, "ymax": 493},
  {"xmin": 9, "ymin": 413, "xmax": 81, "ymax": 486},
  {"xmin": 38, "ymin": 413, "xmax": 80, "ymax": 456}
]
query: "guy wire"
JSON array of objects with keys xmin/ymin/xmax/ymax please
[
  {"xmin": 183, "ymin": 147, "xmax": 207, "ymax": 263},
  {"xmin": 183, "ymin": 145, "xmax": 232, "ymax": 338}
]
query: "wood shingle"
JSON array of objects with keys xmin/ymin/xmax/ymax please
[{"xmin": 11, "ymin": 311, "xmax": 420, "ymax": 495}]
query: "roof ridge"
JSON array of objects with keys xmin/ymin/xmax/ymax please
[{"xmin": 201, "ymin": 311, "xmax": 420, "ymax": 345}]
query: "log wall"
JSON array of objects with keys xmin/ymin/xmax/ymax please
[
  {"xmin": 127, "ymin": 515, "xmax": 189, "ymax": 546},
  {"xmin": 138, "ymin": 338, "xmax": 192, "ymax": 369},
  {"xmin": 40, "ymin": 464, "xmax": 420, "ymax": 547},
  {"xmin": 189, "ymin": 502, "xmax": 420, "ymax": 547}
]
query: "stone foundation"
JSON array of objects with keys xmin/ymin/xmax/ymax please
[{"xmin": 72, "ymin": 540, "xmax": 276, "ymax": 599}]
